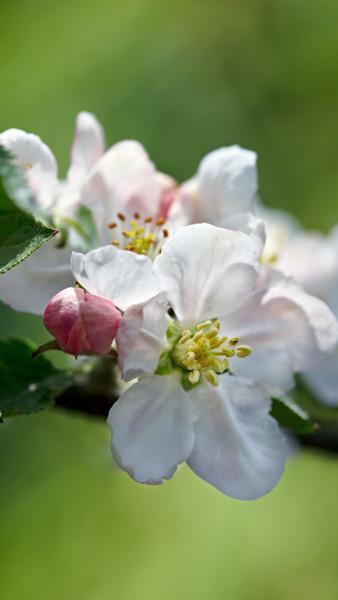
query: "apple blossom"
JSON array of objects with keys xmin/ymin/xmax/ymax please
[
  {"xmin": 43, "ymin": 287, "xmax": 121, "ymax": 356},
  {"xmin": 0, "ymin": 112, "xmax": 105, "ymax": 313},
  {"xmin": 79, "ymin": 143, "xmax": 265, "ymax": 257},
  {"xmin": 0, "ymin": 112, "xmax": 267, "ymax": 315},
  {"xmin": 0, "ymin": 113, "xmax": 175, "ymax": 313},
  {"xmin": 71, "ymin": 224, "xmax": 337, "ymax": 498}
]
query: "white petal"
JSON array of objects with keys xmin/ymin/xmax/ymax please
[
  {"xmin": 0, "ymin": 237, "xmax": 73, "ymax": 314},
  {"xmin": 71, "ymin": 245, "xmax": 160, "ymax": 311},
  {"xmin": 195, "ymin": 145, "xmax": 257, "ymax": 223},
  {"xmin": 278, "ymin": 231, "xmax": 338, "ymax": 300},
  {"xmin": 68, "ymin": 112, "xmax": 105, "ymax": 181},
  {"xmin": 231, "ymin": 346, "xmax": 295, "ymax": 393},
  {"xmin": 0, "ymin": 128, "xmax": 58, "ymax": 211},
  {"xmin": 84, "ymin": 140, "xmax": 165, "ymax": 219},
  {"xmin": 108, "ymin": 374, "xmax": 196, "ymax": 484},
  {"xmin": 166, "ymin": 180, "xmax": 200, "ymax": 228},
  {"xmin": 222, "ymin": 288, "xmax": 310, "ymax": 392},
  {"xmin": 79, "ymin": 140, "xmax": 170, "ymax": 245},
  {"xmin": 117, "ymin": 293, "xmax": 169, "ymax": 381},
  {"xmin": 77, "ymin": 171, "xmax": 111, "ymax": 244},
  {"xmin": 256, "ymin": 202, "xmax": 300, "ymax": 265},
  {"xmin": 221, "ymin": 268, "xmax": 338, "ymax": 392},
  {"xmin": 187, "ymin": 376, "xmax": 288, "ymax": 500},
  {"xmin": 261, "ymin": 269, "xmax": 338, "ymax": 359},
  {"xmin": 304, "ymin": 348, "xmax": 338, "ymax": 407},
  {"xmin": 154, "ymin": 223, "xmax": 259, "ymax": 325}
]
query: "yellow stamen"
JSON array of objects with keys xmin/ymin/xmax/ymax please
[
  {"xmin": 109, "ymin": 211, "xmax": 169, "ymax": 257},
  {"xmin": 172, "ymin": 319, "xmax": 252, "ymax": 388}
]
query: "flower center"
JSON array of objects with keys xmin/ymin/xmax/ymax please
[
  {"xmin": 108, "ymin": 212, "xmax": 169, "ymax": 257},
  {"xmin": 171, "ymin": 319, "xmax": 252, "ymax": 387}
]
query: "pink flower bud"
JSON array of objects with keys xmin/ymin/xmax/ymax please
[{"xmin": 43, "ymin": 287, "xmax": 121, "ymax": 356}]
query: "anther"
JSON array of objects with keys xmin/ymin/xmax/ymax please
[
  {"xmin": 108, "ymin": 222, "xmax": 117, "ymax": 229},
  {"xmin": 162, "ymin": 229, "xmax": 169, "ymax": 238},
  {"xmin": 210, "ymin": 336, "xmax": 227, "ymax": 349},
  {"xmin": 188, "ymin": 370, "xmax": 200, "ymax": 384},
  {"xmin": 235, "ymin": 345, "xmax": 252, "ymax": 358},
  {"xmin": 155, "ymin": 217, "xmax": 165, "ymax": 226},
  {"xmin": 204, "ymin": 369, "xmax": 219, "ymax": 387},
  {"xmin": 133, "ymin": 212, "xmax": 141, "ymax": 219},
  {"xmin": 205, "ymin": 327, "xmax": 219, "ymax": 340},
  {"xmin": 111, "ymin": 241, "xmax": 120, "ymax": 246},
  {"xmin": 196, "ymin": 320, "xmax": 212, "ymax": 330},
  {"xmin": 219, "ymin": 358, "xmax": 229, "ymax": 371},
  {"xmin": 178, "ymin": 330, "xmax": 191, "ymax": 344},
  {"xmin": 144, "ymin": 216, "xmax": 153, "ymax": 223},
  {"xmin": 228, "ymin": 337, "xmax": 239, "ymax": 346},
  {"xmin": 117, "ymin": 213, "xmax": 126, "ymax": 221},
  {"xmin": 221, "ymin": 348, "xmax": 235, "ymax": 357}
]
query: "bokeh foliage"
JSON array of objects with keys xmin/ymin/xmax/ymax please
[{"xmin": 1, "ymin": 0, "xmax": 338, "ymax": 598}]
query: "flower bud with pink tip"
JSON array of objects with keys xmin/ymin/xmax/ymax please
[{"xmin": 43, "ymin": 287, "xmax": 121, "ymax": 356}]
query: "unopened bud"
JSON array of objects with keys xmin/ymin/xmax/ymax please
[{"xmin": 43, "ymin": 287, "xmax": 121, "ymax": 356}]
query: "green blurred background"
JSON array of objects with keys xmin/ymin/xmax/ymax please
[{"xmin": 1, "ymin": 0, "xmax": 338, "ymax": 598}]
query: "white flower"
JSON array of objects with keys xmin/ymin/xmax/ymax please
[
  {"xmin": 277, "ymin": 226, "xmax": 338, "ymax": 405},
  {"xmin": 0, "ymin": 114, "xmax": 174, "ymax": 313},
  {"xmin": 0, "ymin": 112, "xmax": 106, "ymax": 217},
  {"xmin": 0, "ymin": 112, "xmax": 104, "ymax": 313},
  {"xmin": 71, "ymin": 224, "xmax": 337, "ymax": 498},
  {"xmin": 79, "ymin": 143, "xmax": 264, "ymax": 257}
]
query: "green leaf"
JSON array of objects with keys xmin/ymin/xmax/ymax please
[
  {"xmin": 270, "ymin": 397, "xmax": 316, "ymax": 435},
  {"xmin": 294, "ymin": 374, "xmax": 338, "ymax": 423},
  {"xmin": 0, "ymin": 338, "xmax": 71, "ymax": 418},
  {"xmin": 0, "ymin": 146, "xmax": 57, "ymax": 274},
  {"xmin": 155, "ymin": 351, "xmax": 176, "ymax": 375}
]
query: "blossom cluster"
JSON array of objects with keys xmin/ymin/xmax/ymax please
[{"xmin": 1, "ymin": 112, "xmax": 337, "ymax": 500}]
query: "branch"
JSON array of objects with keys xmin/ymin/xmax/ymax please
[
  {"xmin": 297, "ymin": 423, "xmax": 338, "ymax": 454},
  {"xmin": 55, "ymin": 356, "xmax": 119, "ymax": 418}
]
